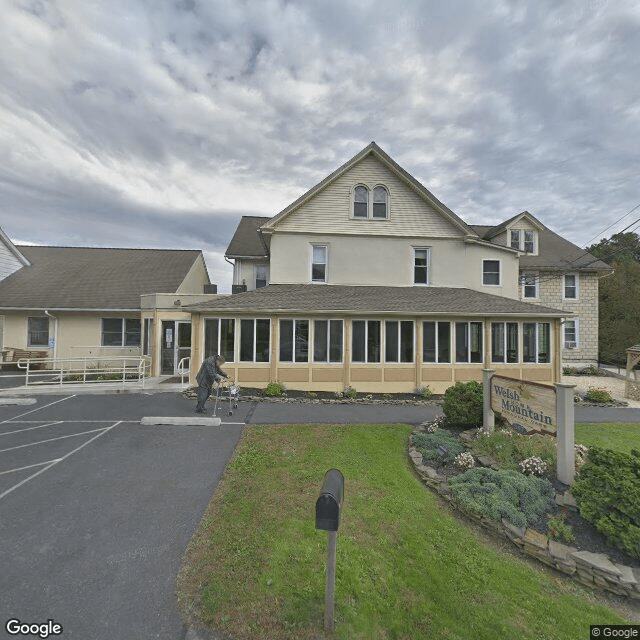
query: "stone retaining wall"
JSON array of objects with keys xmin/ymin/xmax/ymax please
[{"xmin": 408, "ymin": 429, "xmax": 640, "ymax": 600}]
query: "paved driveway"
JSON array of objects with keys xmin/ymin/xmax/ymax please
[{"xmin": 0, "ymin": 393, "xmax": 245, "ymax": 640}]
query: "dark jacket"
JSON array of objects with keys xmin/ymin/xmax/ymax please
[{"xmin": 196, "ymin": 355, "xmax": 228, "ymax": 387}]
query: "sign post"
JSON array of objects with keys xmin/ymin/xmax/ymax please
[{"xmin": 488, "ymin": 374, "xmax": 576, "ymax": 485}]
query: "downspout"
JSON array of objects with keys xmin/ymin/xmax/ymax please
[{"xmin": 44, "ymin": 310, "xmax": 58, "ymax": 362}]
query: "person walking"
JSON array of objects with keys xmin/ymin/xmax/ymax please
[{"xmin": 195, "ymin": 354, "xmax": 228, "ymax": 414}]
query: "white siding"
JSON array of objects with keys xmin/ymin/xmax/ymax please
[
  {"xmin": 274, "ymin": 155, "xmax": 466, "ymax": 238},
  {"xmin": 0, "ymin": 240, "xmax": 25, "ymax": 281}
]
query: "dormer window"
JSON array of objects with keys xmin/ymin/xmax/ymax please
[
  {"xmin": 510, "ymin": 229, "xmax": 537, "ymax": 254},
  {"xmin": 354, "ymin": 186, "xmax": 368, "ymax": 218},
  {"xmin": 352, "ymin": 185, "xmax": 389, "ymax": 219}
]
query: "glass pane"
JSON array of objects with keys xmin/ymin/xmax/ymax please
[
  {"xmin": 491, "ymin": 323, "xmax": 505, "ymax": 362},
  {"xmin": 28, "ymin": 317, "xmax": 49, "ymax": 346},
  {"xmin": 524, "ymin": 230, "xmax": 535, "ymax": 253},
  {"xmin": 385, "ymin": 321, "xmax": 398, "ymax": 362},
  {"xmin": 352, "ymin": 321, "xmax": 365, "ymax": 362},
  {"xmin": 313, "ymin": 246, "xmax": 326, "ymax": 263},
  {"xmin": 470, "ymin": 322, "xmax": 483, "ymax": 363},
  {"xmin": 102, "ymin": 318, "xmax": 122, "ymax": 346},
  {"xmin": 414, "ymin": 249, "xmax": 428, "ymax": 284},
  {"xmin": 538, "ymin": 323, "xmax": 550, "ymax": 363},
  {"xmin": 483, "ymin": 261, "xmax": 500, "ymax": 285},
  {"xmin": 423, "ymin": 322, "xmax": 436, "ymax": 362},
  {"xmin": 455, "ymin": 322, "xmax": 468, "ymax": 362},
  {"xmin": 280, "ymin": 320, "xmax": 293, "ymax": 362},
  {"xmin": 312, "ymin": 263, "xmax": 326, "ymax": 282},
  {"xmin": 125, "ymin": 318, "xmax": 142, "ymax": 346},
  {"xmin": 256, "ymin": 319, "xmax": 270, "ymax": 362},
  {"xmin": 400, "ymin": 321, "xmax": 414, "ymax": 363},
  {"xmin": 220, "ymin": 319, "xmax": 235, "ymax": 362},
  {"xmin": 354, "ymin": 186, "xmax": 368, "ymax": 217},
  {"xmin": 295, "ymin": 320, "xmax": 309, "ymax": 362},
  {"xmin": 507, "ymin": 323, "xmax": 518, "ymax": 363},
  {"xmin": 438, "ymin": 322, "xmax": 451, "ymax": 363},
  {"xmin": 510, "ymin": 230, "xmax": 520, "ymax": 249},
  {"xmin": 204, "ymin": 319, "xmax": 218, "ymax": 357},
  {"xmin": 240, "ymin": 319, "xmax": 254, "ymax": 362},
  {"xmin": 354, "ymin": 186, "xmax": 368, "ymax": 202},
  {"xmin": 329, "ymin": 320, "xmax": 343, "ymax": 362},
  {"xmin": 367, "ymin": 320, "xmax": 381, "ymax": 362},
  {"xmin": 523, "ymin": 323, "xmax": 536, "ymax": 362},
  {"xmin": 373, "ymin": 186, "xmax": 387, "ymax": 218},
  {"xmin": 314, "ymin": 320, "xmax": 328, "ymax": 362}
]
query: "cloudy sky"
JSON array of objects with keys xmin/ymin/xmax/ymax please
[{"xmin": 1, "ymin": 0, "xmax": 639, "ymax": 291}]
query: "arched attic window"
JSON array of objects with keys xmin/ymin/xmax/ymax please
[
  {"xmin": 353, "ymin": 185, "xmax": 368, "ymax": 218},
  {"xmin": 372, "ymin": 186, "xmax": 388, "ymax": 219}
]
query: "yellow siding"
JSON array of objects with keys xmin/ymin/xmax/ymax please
[{"xmin": 274, "ymin": 155, "xmax": 465, "ymax": 238}]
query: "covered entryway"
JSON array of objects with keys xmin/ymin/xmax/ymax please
[{"xmin": 161, "ymin": 320, "xmax": 191, "ymax": 375}]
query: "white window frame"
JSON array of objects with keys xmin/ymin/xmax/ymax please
[
  {"xmin": 564, "ymin": 273, "xmax": 579, "ymax": 300},
  {"xmin": 27, "ymin": 316, "xmax": 49, "ymax": 348},
  {"xmin": 311, "ymin": 244, "xmax": 327, "ymax": 283},
  {"xmin": 422, "ymin": 321, "xmax": 451, "ymax": 363},
  {"xmin": 491, "ymin": 322, "xmax": 520, "ymax": 363},
  {"xmin": 255, "ymin": 263, "xmax": 269, "ymax": 289},
  {"xmin": 510, "ymin": 228, "xmax": 538, "ymax": 254},
  {"xmin": 279, "ymin": 319, "xmax": 309, "ymax": 363},
  {"xmin": 564, "ymin": 319, "xmax": 579, "ymax": 349},
  {"xmin": 101, "ymin": 318, "xmax": 141, "ymax": 347},
  {"xmin": 239, "ymin": 318, "xmax": 270, "ymax": 363},
  {"xmin": 455, "ymin": 321, "xmax": 484, "ymax": 363},
  {"xmin": 351, "ymin": 184, "xmax": 390, "ymax": 220},
  {"xmin": 482, "ymin": 259, "xmax": 501, "ymax": 287},
  {"xmin": 384, "ymin": 320, "xmax": 414, "ymax": 363},
  {"xmin": 204, "ymin": 317, "xmax": 236, "ymax": 363},
  {"xmin": 521, "ymin": 273, "xmax": 539, "ymax": 299},
  {"xmin": 523, "ymin": 322, "xmax": 551, "ymax": 364},
  {"xmin": 413, "ymin": 247, "xmax": 430, "ymax": 286},
  {"xmin": 351, "ymin": 319, "xmax": 381, "ymax": 363},
  {"xmin": 312, "ymin": 319, "xmax": 343, "ymax": 363}
]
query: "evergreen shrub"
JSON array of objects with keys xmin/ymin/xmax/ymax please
[
  {"xmin": 442, "ymin": 381, "xmax": 483, "ymax": 426},
  {"xmin": 413, "ymin": 430, "xmax": 466, "ymax": 463},
  {"xmin": 571, "ymin": 447, "xmax": 640, "ymax": 559},
  {"xmin": 448, "ymin": 467, "xmax": 555, "ymax": 528}
]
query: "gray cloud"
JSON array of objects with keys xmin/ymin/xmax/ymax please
[{"xmin": 1, "ymin": 0, "xmax": 639, "ymax": 292}]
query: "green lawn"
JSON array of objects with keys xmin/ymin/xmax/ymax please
[
  {"xmin": 177, "ymin": 424, "xmax": 629, "ymax": 640},
  {"xmin": 576, "ymin": 422, "xmax": 640, "ymax": 453}
]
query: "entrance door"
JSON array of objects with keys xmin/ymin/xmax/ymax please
[{"xmin": 161, "ymin": 321, "xmax": 192, "ymax": 375}]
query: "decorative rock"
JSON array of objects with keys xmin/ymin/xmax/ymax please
[
  {"xmin": 524, "ymin": 529, "xmax": 548, "ymax": 550},
  {"xmin": 501, "ymin": 519, "xmax": 525, "ymax": 542},
  {"xmin": 477, "ymin": 455, "xmax": 500, "ymax": 470},
  {"xmin": 571, "ymin": 551, "xmax": 623, "ymax": 578},
  {"xmin": 548, "ymin": 540, "xmax": 573, "ymax": 563},
  {"xmin": 615, "ymin": 564, "xmax": 638, "ymax": 586}
]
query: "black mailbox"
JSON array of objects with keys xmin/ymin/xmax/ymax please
[{"xmin": 315, "ymin": 469, "xmax": 344, "ymax": 531}]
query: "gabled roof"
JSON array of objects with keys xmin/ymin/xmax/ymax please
[
  {"xmin": 259, "ymin": 142, "xmax": 478, "ymax": 237},
  {"xmin": 225, "ymin": 216, "xmax": 271, "ymax": 259},
  {"xmin": 0, "ymin": 246, "xmax": 206, "ymax": 310},
  {"xmin": 0, "ymin": 226, "xmax": 30, "ymax": 267},
  {"xmin": 471, "ymin": 211, "xmax": 612, "ymax": 272},
  {"xmin": 186, "ymin": 284, "xmax": 567, "ymax": 317}
]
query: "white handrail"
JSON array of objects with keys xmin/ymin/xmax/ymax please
[
  {"xmin": 17, "ymin": 356, "xmax": 152, "ymax": 387},
  {"xmin": 177, "ymin": 357, "xmax": 190, "ymax": 387}
]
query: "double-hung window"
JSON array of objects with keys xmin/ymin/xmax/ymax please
[
  {"xmin": 385, "ymin": 321, "xmax": 414, "ymax": 363},
  {"xmin": 279, "ymin": 319, "xmax": 309, "ymax": 363},
  {"xmin": 455, "ymin": 322, "xmax": 483, "ymax": 363},
  {"xmin": 101, "ymin": 318, "xmax": 141, "ymax": 347},
  {"xmin": 240, "ymin": 319, "xmax": 270, "ymax": 362},
  {"xmin": 510, "ymin": 229, "xmax": 537, "ymax": 253},
  {"xmin": 255, "ymin": 264, "xmax": 268, "ymax": 289},
  {"xmin": 482, "ymin": 260, "xmax": 500, "ymax": 286},
  {"xmin": 353, "ymin": 186, "xmax": 368, "ymax": 218},
  {"xmin": 28, "ymin": 317, "xmax": 49, "ymax": 347},
  {"xmin": 352, "ymin": 185, "xmax": 389, "ymax": 219},
  {"xmin": 564, "ymin": 274, "xmax": 578, "ymax": 299},
  {"xmin": 564, "ymin": 320, "xmax": 578, "ymax": 348},
  {"xmin": 372, "ymin": 186, "xmax": 388, "ymax": 219},
  {"xmin": 422, "ymin": 321, "xmax": 451, "ymax": 363},
  {"xmin": 204, "ymin": 318, "xmax": 236, "ymax": 362},
  {"xmin": 414, "ymin": 248, "xmax": 430, "ymax": 285},
  {"xmin": 313, "ymin": 320, "xmax": 343, "ymax": 363},
  {"xmin": 352, "ymin": 320, "xmax": 381, "ymax": 363},
  {"xmin": 491, "ymin": 322, "xmax": 519, "ymax": 363},
  {"xmin": 522, "ymin": 273, "xmax": 538, "ymax": 298},
  {"xmin": 523, "ymin": 322, "xmax": 550, "ymax": 363},
  {"xmin": 311, "ymin": 245, "xmax": 327, "ymax": 283}
]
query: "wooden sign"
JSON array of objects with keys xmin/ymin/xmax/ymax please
[{"xmin": 490, "ymin": 375, "xmax": 557, "ymax": 436}]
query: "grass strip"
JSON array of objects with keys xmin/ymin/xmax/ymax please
[
  {"xmin": 177, "ymin": 423, "xmax": 628, "ymax": 639},
  {"xmin": 576, "ymin": 422, "xmax": 640, "ymax": 454}
]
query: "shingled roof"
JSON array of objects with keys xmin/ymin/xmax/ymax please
[
  {"xmin": 186, "ymin": 284, "xmax": 567, "ymax": 317},
  {"xmin": 225, "ymin": 216, "xmax": 270, "ymax": 259},
  {"xmin": 0, "ymin": 246, "xmax": 205, "ymax": 310}
]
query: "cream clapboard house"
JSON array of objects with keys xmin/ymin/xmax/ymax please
[
  {"xmin": 187, "ymin": 142, "xmax": 610, "ymax": 393},
  {"xmin": 0, "ymin": 231, "xmax": 217, "ymax": 377}
]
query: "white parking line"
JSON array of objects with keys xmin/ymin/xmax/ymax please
[
  {"xmin": 0, "ymin": 421, "xmax": 63, "ymax": 436},
  {"xmin": 0, "ymin": 420, "xmax": 122, "ymax": 501},
  {"xmin": 0, "ymin": 395, "xmax": 76, "ymax": 425},
  {"xmin": 0, "ymin": 427, "xmax": 108, "ymax": 453},
  {"xmin": 0, "ymin": 459, "xmax": 62, "ymax": 475}
]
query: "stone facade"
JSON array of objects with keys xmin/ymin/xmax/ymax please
[{"xmin": 521, "ymin": 271, "xmax": 600, "ymax": 367}]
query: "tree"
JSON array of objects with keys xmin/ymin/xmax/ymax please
[{"xmin": 587, "ymin": 232, "xmax": 640, "ymax": 365}]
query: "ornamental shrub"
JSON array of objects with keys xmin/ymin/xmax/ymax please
[
  {"xmin": 264, "ymin": 382, "xmax": 285, "ymax": 397},
  {"xmin": 442, "ymin": 381, "xmax": 483, "ymax": 426},
  {"xmin": 413, "ymin": 430, "xmax": 466, "ymax": 463},
  {"xmin": 571, "ymin": 447, "xmax": 640, "ymax": 559},
  {"xmin": 584, "ymin": 388, "xmax": 614, "ymax": 403},
  {"xmin": 448, "ymin": 467, "xmax": 555, "ymax": 528}
]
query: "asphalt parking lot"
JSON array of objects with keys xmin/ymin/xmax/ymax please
[{"xmin": 0, "ymin": 392, "xmax": 246, "ymax": 640}]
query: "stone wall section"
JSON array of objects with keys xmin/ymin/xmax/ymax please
[{"xmin": 408, "ymin": 428, "xmax": 640, "ymax": 600}]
